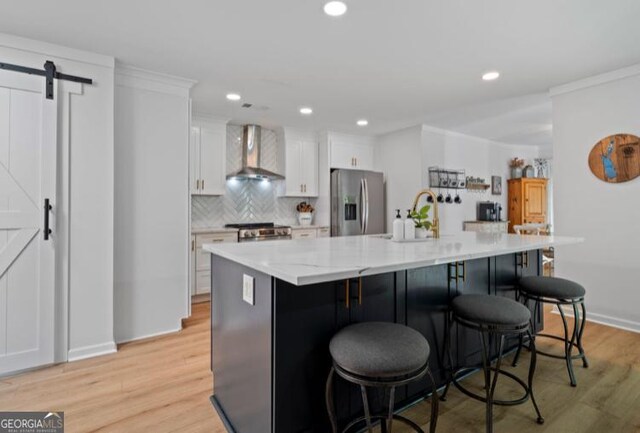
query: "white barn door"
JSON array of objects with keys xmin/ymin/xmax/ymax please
[{"xmin": 0, "ymin": 70, "xmax": 57, "ymax": 375}]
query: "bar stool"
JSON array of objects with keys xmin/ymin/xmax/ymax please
[
  {"xmin": 441, "ymin": 295, "xmax": 544, "ymax": 433},
  {"xmin": 513, "ymin": 276, "xmax": 589, "ymax": 387},
  {"xmin": 326, "ymin": 322, "xmax": 439, "ymax": 433}
]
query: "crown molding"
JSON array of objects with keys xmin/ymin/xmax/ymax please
[
  {"xmin": 115, "ymin": 63, "xmax": 196, "ymax": 97},
  {"xmin": 550, "ymin": 63, "xmax": 640, "ymax": 97},
  {"xmin": 192, "ymin": 112, "xmax": 231, "ymax": 126}
]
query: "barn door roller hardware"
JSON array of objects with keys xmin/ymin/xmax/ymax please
[{"xmin": 0, "ymin": 60, "xmax": 93, "ymax": 100}]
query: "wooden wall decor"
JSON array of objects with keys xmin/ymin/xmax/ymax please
[{"xmin": 588, "ymin": 134, "xmax": 640, "ymax": 183}]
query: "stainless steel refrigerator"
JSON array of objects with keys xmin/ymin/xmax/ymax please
[{"xmin": 331, "ymin": 169, "xmax": 385, "ymax": 236}]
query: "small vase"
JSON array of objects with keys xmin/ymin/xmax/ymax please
[
  {"xmin": 297, "ymin": 212, "xmax": 313, "ymax": 226},
  {"xmin": 511, "ymin": 167, "xmax": 522, "ymax": 179},
  {"xmin": 415, "ymin": 227, "xmax": 428, "ymax": 239}
]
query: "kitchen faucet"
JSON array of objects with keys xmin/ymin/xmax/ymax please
[{"xmin": 411, "ymin": 190, "xmax": 440, "ymax": 239}]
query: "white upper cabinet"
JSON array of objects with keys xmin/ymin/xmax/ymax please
[
  {"xmin": 191, "ymin": 117, "xmax": 227, "ymax": 195},
  {"xmin": 329, "ymin": 134, "xmax": 374, "ymax": 171},
  {"xmin": 278, "ymin": 129, "xmax": 318, "ymax": 197}
]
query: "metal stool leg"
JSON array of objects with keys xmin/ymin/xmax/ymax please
[
  {"xmin": 325, "ymin": 367, "xmax": 338, "ymax": 433},
  {"xmin": 426, "ymin": 368, "xmax": 439, "ymax": 433},
  {"xmin": 558, "ymin": 306, "xmax": 577, "ymax": 387},
  {"xmin": 360, "ymin": 385, "xmax": 374, "ymax": 433},
  {"xmin": 512, "ymin": 296, "xmax": 532, "ymax": 367},
  {"xmin": 575, "ymin": 302, "xmax": 589, "ymax": 368},
  {"xmin": 526, "ymin": 329, "xmax": 545, "ymax": 424},
  {"xmin": 479, "ymin": 331, "xmax": 494, "ymax": 433},
  {"xmin": 385, "ymin": 386, "xmax": 396, "ymax": 432},
  {"xmin": 512, "ymin": 334, "xmax": 524, "ymax": 367},
  {"xmin": 440, "ymin": 311, "xmax": 454, "ymax": 402}
]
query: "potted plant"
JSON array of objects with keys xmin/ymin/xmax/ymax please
[
  {"xmin": 509, "ymin": 158, "xmax": 525, "ymax": 179},
  {"xmin": 410, "ymin": 205, "xmax": 432, "ymax": 238},
  {"xmin": 296, "ymin": 201, "xmax": 314, "ymax": 226}
]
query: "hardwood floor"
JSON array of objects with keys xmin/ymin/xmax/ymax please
[{"xmin": 0, "ymin": 302, "xmax": 638, "ymax": 432}]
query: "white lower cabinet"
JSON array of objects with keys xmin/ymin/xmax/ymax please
[
  {"xmin": 192, "ymin": 231, "xmax": 238, "ymax": 297},
  {"xmin": 292, "ymin": 228, "xmax": 317, "ymax": 240},
  {"xmin": 317, "ymin": 227, "xmax": 330, "ymax": 238},
  {"xmin": 291, "ymin": 227, "xmax": 330, "ymax": 239}
]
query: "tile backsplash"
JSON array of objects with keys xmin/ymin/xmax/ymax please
[{"xmin": 191, "ymin": 125, "xmax": 317, "ymax": 228}]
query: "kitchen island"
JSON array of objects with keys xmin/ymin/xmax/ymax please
[{"xmin": 205, "ymin": 232, "xmax": 582, "ymax": 433}]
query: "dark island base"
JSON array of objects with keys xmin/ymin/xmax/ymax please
[{"xmin": 211, "ymin": 251, "xmax": 543, "ymax": 433}]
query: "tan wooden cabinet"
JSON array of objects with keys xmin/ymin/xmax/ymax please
[{"xmin": 507, "ymin": 178, "xmax": 548, "ymax": 233}]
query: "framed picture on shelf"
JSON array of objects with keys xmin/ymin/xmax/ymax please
[{"xmin": 491, "ymin": 175, "xmax": 502, "ymax": 195}]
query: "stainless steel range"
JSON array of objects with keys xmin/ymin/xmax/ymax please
[{"xmin": 225, "ymin": 223, "xmax": 292, "ymax": 242}]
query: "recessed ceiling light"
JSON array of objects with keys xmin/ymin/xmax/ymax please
[
  {"xmin": 226, "ymin": 93, "xmax": 241, "ymax": 101},
  {"xmin": 324, "ymin": 1, "xmax": 347, "ymax": 17},
  {"xmin": 357, "ymin": 119, "xmax": 369, "ymax": 126},
  {"xmin": 300, "ymin": 107, "xmax": 313, "ymax": 115},
  {"xmin": 482, "ymin": 71, "xmax": 500, "ymax": 81}
]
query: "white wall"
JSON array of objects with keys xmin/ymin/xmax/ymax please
[
  {"xmin": 375, "ymin": 124, "xmax": 540, "ymax": 233},
  {"xmin": 551, "ymin": 65, "xmax": 640, "ymax": 332},
  {"xmin": 0, "ymin": 34, "xmax": 116, "ymax": 361},
  {"xmin": 421, "ymin": 126, "xmax": 540, "ymax": 233},
  {"xmin": 374, "ymin": 126, "xmax": 423, "ymax": 231},
  {"xmin": 114, "ymin": 65, "xmax": 193, "ymax": 343}
]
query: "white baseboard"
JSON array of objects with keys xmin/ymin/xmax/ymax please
[
  {"xmin": 115, "ymin": 325, "xmax": 182, "ymax": 345},
  {"xmin": 552, "ymin": 307, "xmax": 640, "ymax": 333},
  {"xmin": 68, "ymin": 341, "xmax": 117, "ymax": 362}
]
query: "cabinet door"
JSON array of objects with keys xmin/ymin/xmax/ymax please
[
  {"xmin": 195, "ymin": 233, "xmax": 238, "ymax": 271},
  {"xmin": 273, "ymin": 279, "xmax": 348, "ymax": 433},
  {"xmin": 351, "ymin": 143, "xmax": 374, "ymax": 170},
  {"xmin": 195, "ymin": 270, "xmax": 211, "ymax": 295},
  {"xmin": 190, "ymin": 127, "xmax": 201, "ymax": 195},
  {"xmin": 330, "ymin": 139, "xmax": 374, "ymax": 171},
  {"xmin": 300, "ymin": 139, "xmax": 318, "ymax": 196},
  {"xmin": 345, "ymin": 274, "xmax": 397, "ymax": 422},
  {"xmin": 454, "ymin": 258, "xmax": 490, "ymax": 368},
  {"xmin": 284, "ymin": 139, "xmax": 303, "ymax": 196},
  {"xmin": 330, "ymin": 140, "xmax": 357, "ymax": 169},
  {"xmin": 523, "ymin": 181, "xmax": 546, "ymax": 222},
  {"xmin": 199, "ymin": 124, "xmax": 226, "ymax": 196},
  {"xmin": 317, "ymin": 227, "xmax": 330, "ymax": 238},
  {"xmin": 517, "ymin": 250, "xmax": 544, "ymax": 332},
  {"xmin": 406, "ymin": 265, "xmax": 450, "ymax": 398},
  {"xmin": 291, "ymin": 228, "xmax": 317, "ymax": 239}
]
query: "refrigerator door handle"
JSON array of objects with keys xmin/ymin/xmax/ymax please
[
  {"xmin": 359, "ymin": 178, "xmax": 366, "ymax": 234},
  {"xmin": 363, "ymin": 178, "xmax": 369, "ymax": 234}
]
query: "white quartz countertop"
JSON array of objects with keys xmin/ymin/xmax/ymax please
[{"xmin": 203, "ymin": 232, "xmax": 583, "ymax": 286}]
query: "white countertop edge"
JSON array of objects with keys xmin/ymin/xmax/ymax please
[
  {"xmin": 191, "ymin": 227, "xmax": 239, "ymax": 234},
  {"xmin": 204, "ymin": 234, "xmax": 583, "ymax": 286}
]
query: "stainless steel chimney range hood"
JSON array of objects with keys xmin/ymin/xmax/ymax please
[{"xmin": 226, "ymin": 125, "xmax": 284, "ymax": 180}]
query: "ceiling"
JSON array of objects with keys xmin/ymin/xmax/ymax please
[{"xmin": 1, "ymin": 0, "xmax": 639, "ymax": 143}]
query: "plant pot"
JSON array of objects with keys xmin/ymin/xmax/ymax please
[
  {"xmin": 511, "ymin": 167, "xmax": 523, "ymax": 179},
  {"xmin": 415, "ymin": 227, "xmax": 428, "ymax": 239},
  {"xmin": 297, "ymin": 212, "xmax": 313, "ymax": 226}
]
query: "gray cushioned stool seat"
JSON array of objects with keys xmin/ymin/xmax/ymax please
[
  {"xmin": 329, "ymin": 322, "xmax": 430, "ymax": 378},
  {"xmin": 519, "ymin": 276, "xmax": 585, "ymax": 299},
  {"xmin": 452, "ymin": 294, "xmax": 531, "ymax": 327}
]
